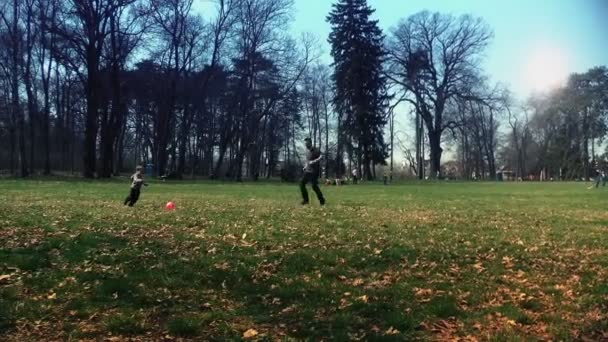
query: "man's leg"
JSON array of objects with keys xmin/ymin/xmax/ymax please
[
  {"xmin": 311, "ymin": 175, "xmax": 325, "ymax": 205},
  {"xmin": 300, "ymin": 174, "xmax": 310, "ymax": 204}
]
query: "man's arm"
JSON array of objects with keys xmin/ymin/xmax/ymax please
[{"xmin": 309, "ymin": 149, "xmax": 323, "ymax": 164}]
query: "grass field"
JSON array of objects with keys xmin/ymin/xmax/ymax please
[{"xmin": 1, "ymin": 178, "xmax": 607, "ymax": 341}]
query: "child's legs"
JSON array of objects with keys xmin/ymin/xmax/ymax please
[
  {"xmin": 124, "ymin": 190, "xmax": 132, "ymax": 205},
  {"xmin": 128, "ymin": 189, "xmax": 140, "ymax": 206}
]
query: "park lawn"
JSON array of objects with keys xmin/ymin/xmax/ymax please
[{"xmin": 0, "ymin": 178, "xmax": 607, "ymax": 341}]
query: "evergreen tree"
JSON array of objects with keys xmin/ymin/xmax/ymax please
[{"xmin": 327, "ymin": 0, "xmax": 389, "ymax": 180}]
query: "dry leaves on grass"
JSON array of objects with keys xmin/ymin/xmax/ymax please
[
  {"xmin": 243, "ymin": 328, "xmax": 259, "ymax": 339},
  {"xmin": 419, "ymin": 319, "xmax": 464, "ymax": 340}
]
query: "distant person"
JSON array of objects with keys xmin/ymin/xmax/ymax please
[
  {"xmin": 383, "ymin": 169, "xmax": 389, "ymax": 185},
  {"xmin": 352, "ymin": 169, "xmax": 358, "ymax": 184},
  {"xmin": 602, "ymin": 171, "xmax": 607, "ymax": 187},
  {"xmin": 593, "ymin": 169, "xmax": 603, "ymax": 188},
  {"xmin": 124, "ymin": 166, "xmax": 148, "ymax": 207},
  {"xmin": 300, "ymin": 138, "xmax": 325, "ymax": 206}
]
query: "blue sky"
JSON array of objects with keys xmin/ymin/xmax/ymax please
[
  {"xmin": 295, "ymin": 0, "xmax": 608, "ymax": 98},
  {"xmin": 197, "ymin": 0, "xmax": 608, "ymax": 99},
  {"xmin": 193, "ymin": 0, "xmax": 608, "ymax": 160}
]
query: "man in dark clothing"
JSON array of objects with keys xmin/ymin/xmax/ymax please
[
  {"xmin": 124, "ymin": 166, "xmax": 148, "ymax": 207},
  {"xmin": 300, "ymin": 138, "xmax": 325, "ymax": 206}
]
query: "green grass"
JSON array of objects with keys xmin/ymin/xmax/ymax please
[
  {"xmin": 167, "ymin": 315, "xmax": 204, "ymax": 337},
  {"xmin": 1, "ymin": 178, "xmax": 608, "ymax": 340}
]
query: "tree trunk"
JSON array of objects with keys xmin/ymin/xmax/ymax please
[
  {"xmin": 428, "ymin": 129, "xmax": 442, "ymax": 178},
  {"xmin": 9, "ymin": 124, "xmax": 16, "ymax": 175},
  {"xmin": 26, "ymin": 93, "xmax": 36, "ymax": 173},
  {"xmin": 234, "ymin": 134, "xmax": 248, "ymax": 182},
  {"xmin": 23, "ymin": 0, "xmax": 36, "ymax": 175},
  {"xmin": 363, "ymin": 144, "xmax": 372, "ymax": 180},
  {"xmin": 10, "ymin": 0, "xmax": 28, "ymax": 177},
  {"xmin": 40, "ymin": 0, "xmax": 56, "ymax": 175},
  {"xmin": 116, "ymin": 121, "xmax": 126, "ymax": 175},
  {"xmin": 177, "ymin": 105, "xmax": 192, "ymax": 178},
  {"xmin": 390, "ymin": 111, "xmax": 394, "ymax": 181},
  {"xmin": 83, "ymin": 51, "xmax": 100, "ymax": 178},
  {"xmin": 324, "ymin": 102, "xmax": 330, "ymax": 178},
  {"xmin": 335, "ymin": 117, "xmax": 342, "ymax": 177},
  {"xmin": 99, "ymin": 98, "xmax": 113, "ymax": 177},
  {"xmin": 42, "ymin": 82, "xmax": 51, "ymax": 175},
  {"xmin": 583, "ymin": 108, "xmax": 590, "ymax": 180},
  {"xmin": 214, "ymin": 140, "xmax": 228, "ymax": 179},
  {"xmin": 155, "ymin": 107, "xmax": 170, "ymax": 176},
  {"xmin": 415, "ymin": 110, "xmax": 423, "ymax": 179},
  {"xmin": 24, "ymin": 64, "xmax": 37, "ymax": 175},
  {"xmin": 461, "ymin": 133, "xmax": 467, "ymax": 179}
]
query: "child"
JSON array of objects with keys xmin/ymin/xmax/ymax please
[{"xmin": 124, "ymin": 166, "xmax": 148, "ymax": 207}]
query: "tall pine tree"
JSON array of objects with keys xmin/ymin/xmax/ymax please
[{"xmin": 327, "ymin": 0, "xmax": 389, "ymax": 180}]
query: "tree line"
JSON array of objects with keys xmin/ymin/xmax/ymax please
[{"xmin": 1, "ymin": 0, "xmax": 606, "ymax": 181}]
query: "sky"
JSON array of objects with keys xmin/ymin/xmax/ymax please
[
  {"xmin": 297, "ymin": 0, "xmax": 608, "ymax": 98},
  {"xmin": 194, "ymin": 0, "xmax": 608, "ymax": 161},
  {"xmin": 196, "ymin": 0, "xmax": 608, "ymax": 99}
]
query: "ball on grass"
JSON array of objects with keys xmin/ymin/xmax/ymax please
[{"xmin": 165, "ymin": 201, "xmax": 176, "ymax": 210}]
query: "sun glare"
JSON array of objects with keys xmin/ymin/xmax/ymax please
[{"xmin": 523, "ymin": 44, "xmax": 570, "ymax": 93}]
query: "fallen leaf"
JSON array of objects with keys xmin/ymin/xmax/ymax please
[
  {"xmin": 243, "ymin": 328, "xmax": 258, "ymax": 339},
  {"xmin": 357, "ymin": 295, "xmax": 369, "ymax": 303},
  {"xmin": 0, "ymin": 274, "xmax": 10, "ymax": 282},
  {"xmin": 385, "ymin": 326, "xmax": 400, "ymax": 335},
  {"xmin": 352, "ymin": 278, "xmax": 364, "ymax": 286},
  {"xmin": 414, "ymin": 287, "xmax": 433, "ymax": 297},
  {"xmin": 214, "ymin": 262, "xmax": 230, "ymax": 270},
  {"xmin": 473, "ymin": 262, "xmax": 485, "ymax": 273}
]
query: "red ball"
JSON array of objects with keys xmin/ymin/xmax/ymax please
[{"xmin": 165, "ymin": 201, "xmax": 176, "ymax": 210}]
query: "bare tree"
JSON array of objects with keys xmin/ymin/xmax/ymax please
[
  {"xmin": 506, "ymin": 100, "xmax": 531, "ymax": 179},
  {"xmin": 51, "ymin": 0, "xmax": 123, "ymax": 177},
  {"xmin": 145, "ymin": 0, "xmax": 203, "ymax": 176},
  {"xmin": 21, "ymin": 0, "xmax": 41, "ymax": 172},
  {"xmin": 37, "ymin": 0, "xmax": 58, "ymax": 174},
  {"xmin": 98, "ymin": 0, "xmax": 143, "ymax": 177},
  {"xmin": 213, "ymin": 0, "xmax": 315, "ymax": 180},
  {"xmin": 386, "ymin": 11, "xmax": 493, "ymax": 178},
  {"xmin": 0, "ymin": 0, "xmax": 28, "ymax": 176}
]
